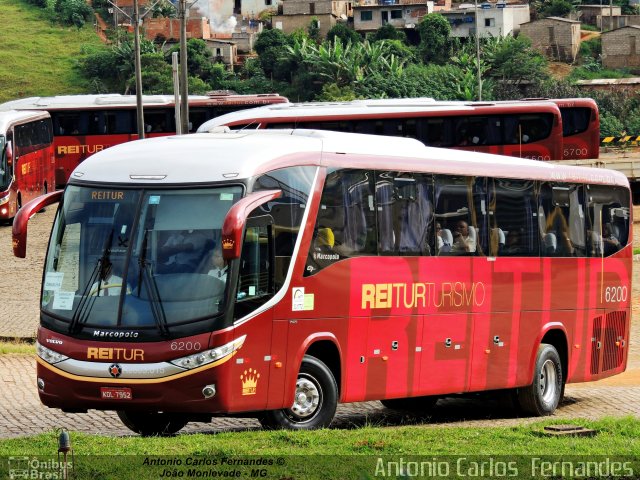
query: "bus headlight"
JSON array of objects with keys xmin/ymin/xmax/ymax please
[
  {"xmin": 170, "ymin": 335, "xmax": 246, "ymax": 370},
  {"xmin": 0, "ymin": 192, "xmax": 9, "ymax": 206},
  {"xmin": 36, "ymin": 342, "xmax": 69, "ymax": 365}
]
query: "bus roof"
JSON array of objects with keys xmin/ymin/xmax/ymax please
[
  {"xmin": 69, "ymin": 129, "xmax": 627, "ymax": 187},
  {"xmin": 0, "ymin": 93, "xmax": 287, "ymax": 111},
  {"xmin": 0, "ymin": 110, "xmax": 50, "ymax": 133},
  {"xmin": 196, "ymin": 98, "xmax": 560, "ymax": 132}
]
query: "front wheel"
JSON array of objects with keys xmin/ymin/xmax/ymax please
[
  {"xmin": 259, "ymin": 355, "xmax": 338, "ymax": 430},
  {"xmin": 516, "ymin": 344, "xmax": 563, "ymax": 416},
  {"xmin": 117, "ymin": 411, "xmax": 188, "ymax": 436}
]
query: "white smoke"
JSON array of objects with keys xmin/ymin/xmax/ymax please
[{"xmin": 210, "ymin": 15, "xmax": 237, "ymax": 34}]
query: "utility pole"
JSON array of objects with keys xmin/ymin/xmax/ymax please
[
  {"xmin": 179, "ymin": 0, "xmax": 190, "ymax": 133},
  {"xmin": 474, "ymin": 0, "xmax": 482, "ymax": 101},
  {"xmin": 133, "ymin": 0, "xmax": 145, "ymax": 138}
]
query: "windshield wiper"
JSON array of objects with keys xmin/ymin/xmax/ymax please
[
  {"xmin": 138, "ymin": 230, "xmax": 170, "ymax": 337},
  {"xmin": 68, "ymin": 229, "xmax": 114, "ymax": 334}
]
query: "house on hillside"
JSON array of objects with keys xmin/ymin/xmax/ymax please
[
  {"xmin": 519, "ymin": 17, "xmax": 581, "ymax": 63},
  {"xmin": 352, "ymin": 0, "xmax": 434, "ymax": 34},
  {"xmin": 601, "ymin": 15, "xmax": 640, "ymax": 31},
  {"xmin": 601, "ymin": 25, "xmax": 640, "ymax": 70},
  {"xmin": 579, "ymin": 4, "xmax": 622, "ymax": 28},
  {"xmin": 271, "ymin": 0, "xmax": 352, "ymax": 38},
  {"xmin": 439, "ymin": 4, "xmax": 530, "ymax": 38}
]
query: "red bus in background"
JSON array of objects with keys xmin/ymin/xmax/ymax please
[
  {"xmin": 521, "ymin": 98, "xmax": 600, "ymax": 160},
  {"xmin": 197, "ymin": 98, "xmax": 564, "ymax": 161},
  {"xmin": 14, "ymin": 129, "xmax": 631, "ymax": 436},
  {"xmin": 0, "ymin": 92, "xmax": 288, "ymax": 188},
  {"xmin": 0, "ymin": 110, "xmax": 54, "ymax": 221}
]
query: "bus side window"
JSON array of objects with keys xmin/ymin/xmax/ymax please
[
  {"xmin": 490, "ymin": 179, "xmax": 537, "ymax": 257},
  {"xmin": 586, "ymin": 184, "xmax": 630, "ymax": 257},
  {"xmin": 538, "ymin": 183, "xmax": 586, "ymax": 257}
]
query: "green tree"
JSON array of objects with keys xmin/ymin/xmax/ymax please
[
  {"xmin": 372, "ymin": 23, "xmax": 407, "ymax": 43},
  {"xmin": 600, "ymin": 113, "xmax": 625, "ymax": 137},
  {"xmin": 54, "ymin": 0, "xmax": 93, "ymax": 27},
  {"xmin": 484, "ymin": 36, "xmax": 549, "ymax": 87},
  {"xmin": 254, "ymin": 29, "xmax": 292, "ymax": 78},
  {"xmin": 166, "ymin": 39, "xmax": 221, "ymax": 86},
  {"xmin": 308, "ymin": 17, "xmax": 322, "ymax": 44},
  {"xmin": 538, "ymin": 0, "xmax": 573, "ymax": 18},
  {"xmin": 417, "ymin": 13, "xmax": 452, "ymax": 64},
  {"xmin": 327, "ymin": 23, "xmax": 361, "ymax": 45}
]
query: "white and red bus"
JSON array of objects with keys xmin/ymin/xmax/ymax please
[
  {"xmin": 14, "ymin": 129, "xmax": 631, "ymax": 435},
  {"xmin": 521, "ymin": 98, "xmax": 600, "ymax": 160},
  {"xmin": 197, "ymin": 98, "xmax": 564, "ymax": 161},
  {"xmin": 0, "ymin": 110, "xmax": 55, "ymax": 221},
  {"xmin": 0, "ymin": 92, "xmax": 288, "ymax": 188}
]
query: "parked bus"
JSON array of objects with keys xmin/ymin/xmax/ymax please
[
  {"xmin": 0, "ymin": 92, "xmax": 288, "ymax": 188},
  {"xmin": 521, "ymin": 98, "xmax": 600, "ymax": 160},
  {"xmin": 197, "ymin": 98, "xmax": 564, "ymax": 161},
  {"xmin": 14, "ymin": 129, "xmax": 631, "ymax": 435},
  {"xmin": 0, "ymin": 110, "xmax": 55, "ymax": 221}
]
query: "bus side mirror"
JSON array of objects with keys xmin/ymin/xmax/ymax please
[
  {"xmin": 13, "ymin": 190, "xmax": 63, "ymax": 258},
  {"xmin": 221, "ymin": 189, "xmax": 282, "ymax": 260}
]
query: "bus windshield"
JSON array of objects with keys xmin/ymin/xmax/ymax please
[
  {"xmin": 0, "ymin": 135, "xmax": 8, "ymax": 191},
  {"xmin": 41, "ymin": 185, "xmax": 243, "ymax": 336}
]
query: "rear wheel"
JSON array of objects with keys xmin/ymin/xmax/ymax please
[
  {"xmin": 259, "ymin": 355, "xmax": 337, "ymax": 430},
  {"xmin": 516, "ymin": 344, "xmax": 563, "ymax": 416},
  {"xmin": 117, "ymin": 411, "xmax": 188, "ymax": 436}
]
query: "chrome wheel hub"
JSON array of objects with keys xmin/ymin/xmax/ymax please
[
  {"xmin": 290, "ymin": 377, "xmax": 320, "ymax": 418},
  {"xmin": 539, "ymin": 359, "xmax": 557, "ymax": 404}
]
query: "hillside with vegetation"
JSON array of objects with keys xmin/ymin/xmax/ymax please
[{"xmin": 0, "ymin": 0, "xmax": 102, "ymax": 103}]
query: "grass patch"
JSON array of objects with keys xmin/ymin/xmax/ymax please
[
  {"xmin": 634, "ymin": 248, "xmax": 640, "ymax": 255},
  {"xmin": 0, "ymin": 340, "xmax": 35, "ymax": 355},
  {"xmin": 1, "ymin": 418, "xmax": 639, "ymax": 478},
  {"xmin": 0, "ymin": 0, "xmax": 103, "ymax": 103}
]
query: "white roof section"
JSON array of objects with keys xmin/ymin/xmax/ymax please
[
  {"xmin": 196, "ymin": 98, "xmax": 558, "ymax": 132},
  {"xmin": 69, "ymin": 129, "xmax": 628, "ymax": 188},
  {"xmin": 0, "ymin": 110, "xmax": 50, "ymax": 134},
  {"xmin": 0, "ymin": 93, "xmax": 286, "ymax": 111}
]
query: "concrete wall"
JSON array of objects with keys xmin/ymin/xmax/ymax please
[
  {"xmin": 353, "ymin": 4, "xmax": 430, "ymax": 32},
  {"xmin": 520, "ymin": 18, "xmax": 581, "ymax": 63},
  {"xmin": 441, "ymin": 5, "xmax": 530, "ymax": 38},
  {"xmin": 580, "ymin": 5, "xmax": 621, "ymax": 25},
  {"xmin": 271, "ymin": 13, "xmax": 338, "ymax": 38},
  {"xmin": 601, "ymin": 15, "xmax": 640, "ymax": 31},
  {"xmin": 602, "ymin": 28, "xmax": 640, "ymax": 69},
  {"xmin": 143, "ymin": 17, "xmax": 211, "ymax": 42}
]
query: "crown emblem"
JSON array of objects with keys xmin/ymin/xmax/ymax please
[
  {"xmin": 240, "ymin": 368, "xmax": 260, "ymax": 396},
  {"xmin": 222, "ymin": 238, "xmax": 234, "ymax": 250}
]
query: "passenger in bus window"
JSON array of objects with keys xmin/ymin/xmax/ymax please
[
  {"xmin": 602, "ymin": 222, "xmax": 621, "ymax": 256},
  {"xmin": 207, "ymin": 246, "xmax": 228, "ymax": 280},
  {"xmin": 161, "ymin": 230, "xmax": 208, "ymax": 273},
  {"xmin": 451, "ymin": 220, "xmax": 476, "ymax": 253}
]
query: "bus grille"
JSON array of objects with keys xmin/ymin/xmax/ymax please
[
  {"xmin": 602, "ymin": 311, "xmax": 626, "ymax": 372},
  {"xmin": 590, "ymin": 315, "xmax": 603, "ymax": 375}
]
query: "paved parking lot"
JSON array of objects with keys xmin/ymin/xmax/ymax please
[{"xmin": 0, "ymin": 208, "xmax": 639, "ymax": 438}]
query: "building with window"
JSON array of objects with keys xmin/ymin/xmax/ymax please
[
  {"xmin": 601, "ymin": 25, "xmax": 640, "ymax": 69},
  {"xmin": 271, "ymin": 0, "xmax": 353, "ymax": 38},
  {"xmin": 353, "ymin": 0, "xmax": 434, "ymax": 34},
  {"xmin": 520, "ymin": 17, "xmax": 580, "ymax": 63},
  {"xmin": 438, "ymin": 4, "xmax": 530, "ymax": 38}
]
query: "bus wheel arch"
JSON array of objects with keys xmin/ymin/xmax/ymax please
[{"xmin": 259, "ymin": 354, "xmax": 338, "ymax": 430}]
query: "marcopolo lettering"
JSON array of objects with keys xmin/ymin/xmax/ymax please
[
  {"xmin": 361, "ymin": 282, "xmax": 486, "ymax": 310},
  {"xmin": 87, "ymin": 347, "xmax": 144, "ymax": 361},
  {"xmin": 92, "ymin": 330, "xmax": 139, "ymax": 338}
]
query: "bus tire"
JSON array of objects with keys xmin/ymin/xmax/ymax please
[
  {"xmin": 380, "ymin": 396, "xmax": 438, "ymax": 414},
  {"xmin": 116, "ymin": 410, "xmax": 188, "ymax": 436},
  {"xmin": 259, "ymin": 355, "xmax": 337, "ymax": 430},
  {"xmin": 516, "ymin": 344, "xmax": 563, "ymax": 416}
]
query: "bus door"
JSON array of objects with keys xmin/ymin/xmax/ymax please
[{"xmin": 231, "ymin": 215, "xmax": 277, "ymax": 411}]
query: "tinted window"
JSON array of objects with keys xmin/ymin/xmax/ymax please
[
  {"xmin": 489, "ymin": 179, "xmax": 538, "ymax": 256},
  {"xmin": 538, "ymin": 183, "xmax": 586, "ymax": 257},
  {"xmin": 586, "ymin": 184, "xmax": 630, "ymax": 257},
  {"xmin": 561, "ymin": 107, "xmax": 591, "ymax": 136}
]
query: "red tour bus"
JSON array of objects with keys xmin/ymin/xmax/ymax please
[
  {"xmin": 522, "ymin": 98, "xmax": 600, "ymax": 160},
  {"xmin": 197, "ymin": 98, "xmax": 564, "ymax": 161},
  {"xmin": 0, "ymin": 110, "xmax": 55, "ymax": 221},
  {"xmin": 14, "ymin": 129, "xmax": 631, "ymax": 435},
  {"xmin": 0, "ymin": 92, "xmax": 288, "ymax": 188}
]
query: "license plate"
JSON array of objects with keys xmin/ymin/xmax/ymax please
[{"xmin": 100, "ymin": 387, "xmax": 132, "ymax": 400}]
